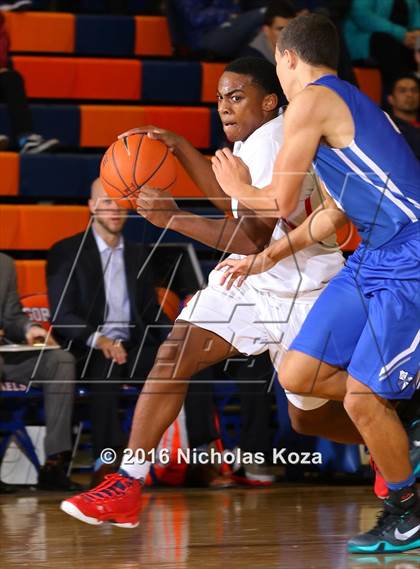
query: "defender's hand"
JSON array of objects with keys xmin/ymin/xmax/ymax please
[{"xmin": 215, "ymin": 252, "xmax": 276, "ymax": 289}]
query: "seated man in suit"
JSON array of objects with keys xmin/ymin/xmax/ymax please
[
  {"xmin": 0, "ymin": 252, "xmax": 76, "ymax": 491},
  {"xmin": 47, "ymin": 179, "xmax": 219, "ymax": 486}
]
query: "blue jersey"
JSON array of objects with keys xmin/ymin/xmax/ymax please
[{"xmin": 310, "ymin": 75, "xmax": 420, "ymax": 249}]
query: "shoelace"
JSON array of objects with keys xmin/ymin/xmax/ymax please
[
  {"xmin": 83, "ymin": 474, "xmax": 132, "ymax": 501},
  {"xmin": 369, "ymin": 503, "xmax": 406, "ymax": 536}
]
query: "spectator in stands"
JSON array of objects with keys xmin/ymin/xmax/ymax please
[
  {"xmin": 387, "ymin": 74, "xmax": 420, "ymax": 159},
  {"xmin": 0, "ymin": 253, "xmax": 77, "ymax": 491},
  {"xmin": 47, "ymin": 179, "xmax": 220, "ymax": 487},
  {"xmin": 51, "ymin": 1, "xmax": 163, "ymax": 14},
  {"xmin": 290, "ymin": 0, "xmax": 356, "ymax": 85},
  {"xmin": 167, "ymin": 0, "xmax": 267, "ymax": 59},
  {"xmin": 0, "ymin": 1, "xmax": 32, "ymax": 10},
  {"xmin": 0, "ymin": 12, "xmax": 59, "ymax": 153},
  {"xmin": 344, "ymin": 0, "xmax": 420, "ymax": 87},
  {"xmin": 242, "ymin": 0, "xmax": 296, "ymax": 65}
]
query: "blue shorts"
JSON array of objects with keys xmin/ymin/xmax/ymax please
[{"xmin": 290, "ymin": 223, "xmax": 420, "ymax": 400}]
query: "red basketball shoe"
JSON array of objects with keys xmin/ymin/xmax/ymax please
[{"xmin": 60, "ymin": 473, "xmax": 142, "ymax": 528}]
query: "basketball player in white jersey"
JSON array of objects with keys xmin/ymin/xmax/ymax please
[{"xmin": 60, "ymin": 57, "xmax": 360, "ymax": 528}]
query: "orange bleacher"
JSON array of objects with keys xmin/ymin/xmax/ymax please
[
  {"xmin": 134, "ymin": 16, "xmax": 172, "ymax": 56},
  {"xmin": 201, "ymin": 62, "xmax": 226, "ymax": 103},
  {"xmin": 15, "ymin": 260, "xmax": 47, "ymax": 296},
  {"xmin": 6, "ymin": 12, "xmax": 171, "ymax": 57},
  {"xmin": 12, "ymin": 56, "xmax": 142, "ymax": 100},
  {"xmin": 80, "ymin": 105, "xmax": 211, "ymax": 148},
  {"xmin": 0, "ymin": 205, "xmax": 90, "ymax": 250},
  {"xmin": 0, "ymin": 153, "xmax": 19, "ymax": 196},
  {"xmin": 353, "ymin": 68, "xmax": 382, "ymax": 105},
  {"xmin": 5, "ymin": 12, "xmax": 75, "ymax": 53}
]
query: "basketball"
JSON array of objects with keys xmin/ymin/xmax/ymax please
[{"xmin": 100, "ymin": 134, "xmax": 177, "ymax": 208}]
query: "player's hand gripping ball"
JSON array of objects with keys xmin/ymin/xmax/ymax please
[{"xmin": 100, "ymin": 134, "xmax": 177, "ymax": 208}]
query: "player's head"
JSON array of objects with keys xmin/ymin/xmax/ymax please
[
  {"xmin": 275, "ymin": 13, "xmax": 339, "ymax": 100},
  {"xmin": 388, "ymin": 75, "xmax": 419, "ymax": 117},
  {"xmin": 262, "ymin": 0, "xmax": 296, "ymax": 53},
  {"xmin": 217, "ymin": 56, "xmax": 283, "ymax": 143},
  {"xmin": 89, "ymin": 178, "xmax": 127, "ymax": 235}
]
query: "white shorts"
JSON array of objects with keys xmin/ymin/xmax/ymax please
[{"xmin": 177, "ymin": 270, "xmax": 328, "ymax": 411}]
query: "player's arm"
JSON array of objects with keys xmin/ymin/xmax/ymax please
[
  {"xmin": 136, "ymin": 187, "xmax": 276, "ymax": 255},
  {"xmin": 211, "ymin": 89, "xmax": 325, "ymax": 218},
  {"xmin": 216, "ymin": 193, "xmax": 348, "ymax": 288},
  {"xmin": 119, "ymin": 126, "xmax": 231, "ymax": 212}
]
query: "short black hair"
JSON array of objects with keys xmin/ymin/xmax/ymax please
[
  {"xmin": 390, "ymin": 73, "xmax": 420, "ymax": 93},
  {"xmin": 224, "ymin": 57, "xmax": 284, "ymax": 108},
  {"xmin": 264, "ymin": 0, "xmax": 296, "ymax": 26},
  {"xmin": 277, "ymin": 13, "xmax": 339, "ymax": 70}
]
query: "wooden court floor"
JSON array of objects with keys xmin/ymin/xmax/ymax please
[{"xmin": 1, "ymin": 485, "xmax": 419, "ymax": 569}]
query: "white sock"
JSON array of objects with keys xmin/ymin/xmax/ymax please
[{"xmin": 119, "ymin": 456, "xmax": 151, "ymax": 483}]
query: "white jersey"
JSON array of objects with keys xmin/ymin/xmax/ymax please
[{"xmin": 229, "ymin": 114, "xmax": 344, "ymax": 297}]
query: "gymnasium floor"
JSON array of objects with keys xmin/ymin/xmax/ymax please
[{"xmin": 1, "ymin": 485, "xmax": 419, "ymax": 569}]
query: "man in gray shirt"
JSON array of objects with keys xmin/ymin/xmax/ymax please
[{"xmin": 0, "ymin": 253, "xmax": 77, "ymax": 491}]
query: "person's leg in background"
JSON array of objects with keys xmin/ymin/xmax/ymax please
[
  {"xmin": 0, "ymin": 68, "xmax": 59, "ymax": 153},
  {"xmin": 78, "ymin": 349, "xmax": 126, "ymax": 487},
  {"xmin": 0, "ymin": 2, "xmax": 33, "ymax": 11},
  {"xmin": 0, "ymin": 353, "xmax": 17, "ymax": 494},
  {"xmin": 226, "ymin": 352, "xmax": 276, "ymax": 485},
  {"xmin": 184, "ymin": 365, "xmax": 223, "ymax": 487},
  {"xmin": 2, "ymin": 348, "xmax": 78, "ymax": 490},
  {"xmin": 201, "ymin": 8, "xmax": 266, "ymax": 59},
  {"xmin": 370, "ymin": 32, "xmax": 416, "ymax": 93}
]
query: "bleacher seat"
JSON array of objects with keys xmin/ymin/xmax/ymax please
[
  {"xmin": 0, "ymin": 152, "xmax": 206, "ymax": 199},
  {"xmin": 0, "ymin": 205, "xmax": 90, "ymax": 249},
  {"xmin": 75, "ymin": 15, "xmax": 135, "ymax": 56},
  {"xmin": 80, "ymin": 105, "xmax": 211, "ymax": 147},
  {"xmin": 353, "ymin": 68, "xmax": 382, "ymax": 105},
  {"xmin": 134, "ymin": 16, "xmax": 172, "ymax": 56},
  {"xmin": 0, "ymin": 153, "xmax": 19, "ymax": 196},
  {"xmin": 12, "ymin": 56, "xmax": 142, "ymax": 100},
  {"xmin": 5, "ymin": 12, "xmax": 75, "ymax": 53},
  {"xmin": 142, "ymin": 61, "xmax": 201, "ymax": 102},
  {"xmin": 20, "ymin": 154, "xmax": 100, "ymax": 198},
  {"xmin": 6, "ymin": 12, "xmax": 171, "ymax": 56},
  {"xmin": 201, "ymin": 62, "xmax": 225, "ymax": 103},
  {"xmin": 15, "ymin": 260, "xmax": 47, "ymax": 297}
]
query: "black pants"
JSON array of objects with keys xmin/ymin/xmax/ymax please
[
  {"xmin": 200, "ymin": 8, "xmax": 265, "ymax": 59},
  {"xmin": 76, "ymin": 342, "xmax": 218, "ymax": 459},
  {"xmin": 225, "ymin": 352, "xmax": 274, "ymax": 457},
  {"xmin": 0, "ymin": 69, "xmax": 32, "ymax": 142},
  {"xmin": 370, "ymin": 32, "xmax": 416, "ymax": 86},
  {"xmin": 51, "ymin": 1, "xmax": 139, "ymax": 13}
]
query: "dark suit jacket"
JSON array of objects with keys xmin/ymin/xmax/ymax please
[
  {"xmin": 0, "ymin": 253, "xmax": 29, "ymax": 343},
  {"xmin": 47, "ymin": 229, "xmax": 167, "ymax": 351}
]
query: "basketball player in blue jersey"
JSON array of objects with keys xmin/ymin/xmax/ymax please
[{"xmin": 212, "ymin": 14, "xmax": 420, "ymax": 554}]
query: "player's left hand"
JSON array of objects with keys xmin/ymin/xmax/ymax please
[
  {"xmin": 211, "ymin": 148, "xmax": 251, "ymax": 198},
  {"xmin": 25, "ymin": 325, "xmax": 57, "ymax": 347},
  {"xmin": 136, "ymin": 186, "xmax": 179, "ymax": 228},
  {"xmin": 215, "ymin": 252, "xmax": 277, "ymax": 289}
]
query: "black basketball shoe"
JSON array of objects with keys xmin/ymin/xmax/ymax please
[{"xmin": 348, "ymin": 487, "xmax": 420, "ymax": 554}]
